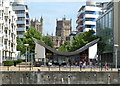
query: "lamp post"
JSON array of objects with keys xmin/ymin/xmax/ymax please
[
  {"xmin": 114, "ymin": 44, "xmax": 119, "ymax": 69},
  {"xmin": 24, "ymin": 44, "xmax": 29, "ymax": 62}
]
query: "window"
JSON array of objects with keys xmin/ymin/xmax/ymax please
[
  {"xmin": 85, "ymin": 11, "xmax": 96, "ymax": 14},
  {"xmin": 85, "ymin": 18, "xmax": 96, "ymax": 21},
  {"xmin": 15, "ymin": 10, "xmax": 25, "ymax": 14},
  {"xmin": 18, "ymin": 17, "xmax": 25, "ymax": 21},
  {"xmin": 17, "ymin": 24, "xmax": 25, "ymax": 28}
]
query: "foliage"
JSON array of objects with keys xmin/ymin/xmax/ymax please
[
  {"xmin": 58, "ymin": 41, "xmax": 70, "ymax": 52},
  {"xmin": 16, "ymin": 59, "xmax": 23, "ymax": 64},
  {"xmin": 58, "ymin": 29, "xmax": 99, "ymax": 52},
  {"xmin": 23, "ymin": 27, "xmax": 43, "ymax": 53},
  {"xmin": 43, "ymin": 36, "xmax": 54, "ymax": 48},
  {"xmin": 3, "ymin": 60, "xmax": 14, "ymax": 66},
  {"xmin": 97, "ymin": 37, "xmax": 106, "ymax": 53},
  {"xmin": 17, "ymin": 27, "xmax": 54, "ymax": 55},
  {"xmin": 17, "ymin": 36, "xmax": 26, "ymax": 55},
  {"xmin": 97, "ymin": 28, "xmax": 113, "ymax": 52}
]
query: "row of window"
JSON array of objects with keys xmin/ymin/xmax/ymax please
[
  {"xmin": 97, "ymin": 10, "xmax": 113, "ymax": 30},
  {"xmin": 15, "ymin": 10, "xmax": 25, "ymax": 14},
  {"xmin": 96, "ymin": 9, "xmax": 113, "ymax": 52},
  {"xmin": 85, "ymin": 25, "xmax": 96, "ymax": 28},
  {"xmin": 85, "ymin": 11, "xmax": 100, "ymax": 15}
]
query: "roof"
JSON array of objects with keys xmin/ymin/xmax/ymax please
[{"xmin": 33, "ymin": 38, "xmax": 99, "ymax": 56}]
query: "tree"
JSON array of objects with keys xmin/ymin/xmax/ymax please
[
  {"xmin": 23, "ymin": 27, "xmax": 43, "ymax": 53},
  {"xmin": 58, "ymin": 41, "xmax": 70, "ymax": 52},
  {"xmin": 17, "ymin": 36, "xmax": 26, "ymax": 55},
  {"xmin": 23, "ymin": 27, "xmax": 54, "ymax": 53},
  {"xmin": 58, "ymin": 29, "xmax": 99, "ymax": 52},
  {"xmin": 98, "ymin": 28, "xmax": 113, "ymax": 51},
  {"xmin": 42, "ymin": 36, "xmax": 54, "ymax": 48}
]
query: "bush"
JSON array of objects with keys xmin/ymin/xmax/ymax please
[
  {"xmin": 3, "ymin": 60, "xmax": 14, "ymax": 66},
  {"xmin": 16, "ymin": 59, "xmax": 23, "ymax": 64}
]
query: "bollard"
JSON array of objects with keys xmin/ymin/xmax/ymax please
[
  {"xmin": 48, "ymin": 66, "xmax": 50, "ymax": 71},
  {"xmin": 59, "ymin": 65, "xmax": 61, "ymax": 71},
  {"xmin": 79, "ymin": 64, "xmax": 82, "ymax": 71},
  {"xmin": 108, "ymin": 74, "xmax": 110, "ymax": 84},
  {"xmin": 70, "ymin": 64, "xmax": 71, "ymax": 71},
  {"xmin": 19, "ymin": 63, "xmax": 20, "ymax": 71}
]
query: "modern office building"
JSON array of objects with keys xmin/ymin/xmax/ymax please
[
  {"xmin": 0, "ymin": 0, "xmax": 17, "ymax": 63},
  {"xmin": 76, "ymin": 1, "xmax": 102, "ymax": 34},
  {"xmin": 76, "ymin": 1, "xmax": 104, "ymax": 60},
  {"xmin": 11, "ymin": 0, "xmax": 30, "ymax": 38},
  {"xmin": 96, "ymin": 1, "xmax": 120, "ymax": 66},
  {"xmin": 31, "ymin": 17, "xmax": 43, "ymax": 34}
]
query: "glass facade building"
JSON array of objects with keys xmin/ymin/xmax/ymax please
[{"xmin": 96, "ymin": 2, "xmax": 114, "ymax": 63}]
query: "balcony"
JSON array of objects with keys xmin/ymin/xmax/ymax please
[
  {"xmin": 84, "ymin": 21, "xmax": 96, "ymax": 25},
  {"xmin": 18, "ymin": 34, "xmax": 24, "ymax": 38},
  {"xmin": 5, "ymin": 22, "xmax": 9, "ymax": 27},
  {"xmin": 4, "ymin": 13, "xmax": 9, "ymax": 16},
  {"xmin": 13, "ymin": 6, "xmax": 26, "ymax": 10},
  {"xmin": 0, "ymin": 7, "xmax": 3, "ymax": 10},
  {"xmin": 84, "ymin": 14, "xmax": 99, "ymax": 18},
  {"xmin": 26, "ymin": 22, "xmax": 29, "ymax": 25},
  {"xmin": 76, "ymin": 18, "xmax": 83, "ymax": 24},
  {"xmin": 83, "ymin": 28, "xmax": 96, "ymax": 32},
  {"xmin": 26, "ymin": 14, "xmax": 29, "ymax": 19},
  {"xmin": 16, "ymin": 14, "xmax": 26, "ymax": 17},
  {"xmin": 4, "ymin": 34, "xmax": 8, "ymax": 39},
  {"xmin": 76, "ymin": 25, "xmax": 83, "ymax": 30},
  {"xmin": 4, "ymin": 45, "xmax": 8, "ymax": 51},
  {"xmin": 17, "ymin": 20, "xmax": 25, "ymax": 24},
  {"xmin": 0, "ymin": 18, "xmax": 3, "ymax": 23},
  {"xmin": 17, "ymin": 27, "xmax": 25, "ymax": 31}
]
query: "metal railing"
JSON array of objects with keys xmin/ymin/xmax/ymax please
[{"xmin": 1, "ymin": 62, "xmax": 118, "ymax": 72}]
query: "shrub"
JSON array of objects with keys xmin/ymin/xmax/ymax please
[
  {"xmin": 3, "ymin": 60, "xmax": 14, "ymax": 66},
  {"xmin": 16, "ymin": 59, "xmax": 23, "ymax": 64}
]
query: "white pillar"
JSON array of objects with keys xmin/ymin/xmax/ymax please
[{"xmin": 0, "ymin": 50, "xmax": 2, "ymax": 64}]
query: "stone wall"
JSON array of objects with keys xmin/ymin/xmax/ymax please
[{"xmin": 2, "ymin": 71, "xmax": 120, "ymax": 84}]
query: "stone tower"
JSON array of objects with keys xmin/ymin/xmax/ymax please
[
  {"xmin": 56, "ymin": 17, "xmax": 72, "ymax": 37},
  {"xmin": 52, "ymin": 17, "xmax": 72, "ymax": 49},
  {"xmin": 31, "ymin": 17, "xmax": 43, "ymax": 34}
]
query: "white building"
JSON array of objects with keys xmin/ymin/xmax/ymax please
[
  {"xmin": 76, "ymin": 1, "xmax": 105, "ymax": 60},
  {"xmin": 76, "ymin": 1, "xmax": 102, "ymax": 33},
  {"xmin": 11, "ymin": 0, "xmax": 30, "ymax": 38},
  {"xmin": 0, "ymin": 0, "xmax": 17, "ymax": 63}
]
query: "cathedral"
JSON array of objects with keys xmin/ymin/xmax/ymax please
[{"xmin": 31, "ymin": 17, "xmax": 43, "ymax": 34}]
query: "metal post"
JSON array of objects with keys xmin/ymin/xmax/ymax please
[
  {"xmin": 26, "ymin": 47, "xmax": 28, "ymax": 62},
  {"xmin": 114, "ymin": 44, "xmax": 119, "ymax": 69},
  {"xmin": 24, "ymin": 44, "xmax": 29, "ymax": 62},
  {"xmin": 115, "ymin": 47, "xmax": 118, "ymax": 69}
]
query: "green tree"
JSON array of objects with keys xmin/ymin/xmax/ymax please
[
  {"xmin": 23, "ymin": 27, "xmax": 54, "ymax": 53},
  {"xmin": 23, "ymin": 27, "xmax": 43, "ymax": 53},
  {"xmin": 58, "ymin": 29, "xmax": 99, "ymax": 52},
  {"xmin": 58, "ymin": 41, "xmax": 70, "ymax": 52},
  {"xmin": 97, "ymin": 28, "xmax": 113, "ymax": 52},
  {"xmin": 17, "ymin": 36, "xmax": 25, "ymax": 55},
  {"xmin": 43, "ymin": 36, "xmax": 54, "ymax": 48},
  {"xmin": 69, "ymin": 29, "xmax": 98, "ymax": 52}
]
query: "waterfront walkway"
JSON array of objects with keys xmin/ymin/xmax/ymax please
[{"xmin": 0, "ymin": 62, "xmax": 118, "ymax": 71}]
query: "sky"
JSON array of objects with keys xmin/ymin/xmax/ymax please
[
  {"xmin": 29, "ymin": 2, "xmax": 84, "ymax": 36},
  {"xmin": 10, "ymin": 0, "xmax": 111, "ymax": 36}
]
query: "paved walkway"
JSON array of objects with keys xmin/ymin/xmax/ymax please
[{"xmin": 0, "ymin": 62, "xmax": 118, "ymax": 71}]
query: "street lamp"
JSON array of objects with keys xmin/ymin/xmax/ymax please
[
  {"xmin": 24, "ymin": 44, "xmax": 29, "ymax": 62},
  {"xmin": 114, "ymin": 44, "xmax": 119, "ymax": 68}
]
